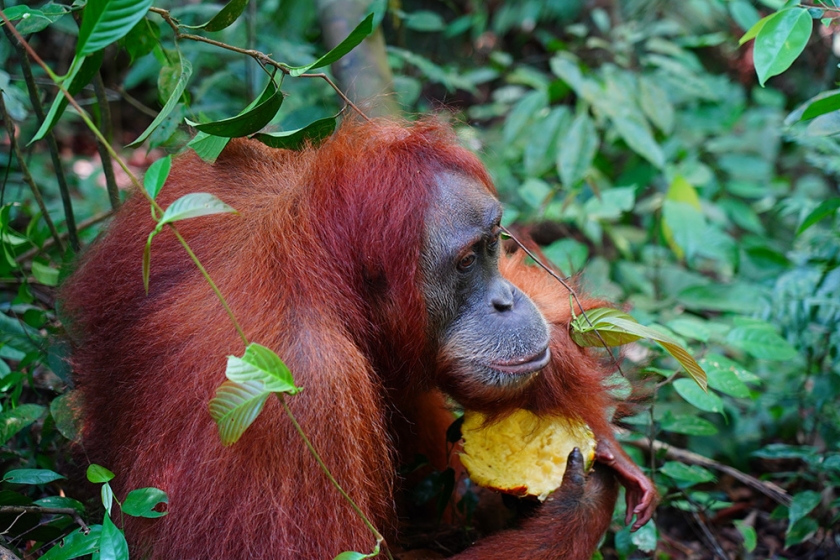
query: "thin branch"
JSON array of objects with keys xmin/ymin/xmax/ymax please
[
  {"xmin": 92, "ymin": 72, "xmax": 120, "ymax": 210},
  {"xmin": 3, "ymin": 24, "xmax": 79, "ymax": 252},
  {"xmin": 0, "ymin": 506, "xmax": 89, "ymax": 534},
  {"xmin": 147, "ymin": 6, "xmax": 371, "ymax": 122},
  {"xmin": 16, "ymin": 209, "xmax": 113, "ymax": 263},
  {"xmin": 626, "ymin": 435, "xmax": 792, "ymax": 506},
  {"xmin": 0, "ymin": 95, "xmax": 65, "ymax": 254}
]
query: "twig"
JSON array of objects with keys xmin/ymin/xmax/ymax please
[
  {"xmin": 626, "ymin": 435, "xmax": 792, "ymax": 506},
  {"xmin": 0, "ymin": 505, "xmax": 89, "ymax": 534},
  {"xmin": 16, "ymin": 209, "xmax": 114, "ymax": 263},
  {"xmin": 688, "ymin": 504, "xmax": 729, "ymax": 560},
  {"xmin": 501, "ymin": 226, "xmax": 624, "ymax": 375},
  {"xmin": 92, "ymin": 72, "xmax": 120, "ymax": 210},
  {"xmin": 147, "ymin": 6, "xmax": 371, "ymax": 122},
  {"xmin": 0, "ymin": 95, "xmax": 65, "ymax": 254},
  {"xmin": 2, "ymin": 23, "xmax": 79, "ymax": 252}
]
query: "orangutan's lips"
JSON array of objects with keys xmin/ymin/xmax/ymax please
[{"xmin": 490, "ymin": 347, "xmax": 551, "ymax": 375}]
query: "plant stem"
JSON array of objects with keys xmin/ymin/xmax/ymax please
[
  {"xmin": 0, "ymin": 95, "xmax": 65, "ymax": 254},
  {"xmin": 92, "ymin": 72, "xmax": 121, "ymax": 210},
  {"xmin": 278, "ymin": 396, "xmax": 391, "ymax": 560}
]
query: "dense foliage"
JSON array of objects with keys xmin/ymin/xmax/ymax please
[{"xmin": 0, "ymin": 0, "xmax": 838, "ymax": 558}]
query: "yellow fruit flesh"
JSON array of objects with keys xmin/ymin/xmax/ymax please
[{"xmin": 459, "ymin": 409, "xmax": 597, "ymax": 501}]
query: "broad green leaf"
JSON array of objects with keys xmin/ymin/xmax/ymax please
[
  {"xmin": 753, "ymin": 8, "xmax": 812, "ymax": 86},
  {"xmin": 630, "ymin": 520, "xmax": 657, "ymax": 552},
  {"xmin": 666, "ymin": 317, "xmax": 710, "ymax": 343},
  {"xmin": 225, "ymin": 343, "xmax": 300, "ymax": 394},
  {"xmin": 30, "ymin": 50, "xmax": 104, "ymax": 144},
  {"xmin": 128, "ymin": 57, "xmax": 192, "ymax": 148},
  {"xmin": 734, "ymin": 520, "xmax": 757, "ymax": 552},
  {"xmin": 0, "ymin": 404, "xmax": 45, "ymax": 444},
  {"xmin": 122, "ymin": 487, "xmax": 168, "ymax": 518},
  {"xmin": 789, "ymin": 490, "xmax": 821, "ymax": 526},
  {"xmin": 144, "ymin": 156, "xmax": 172, "ymax": 200},
  {"xmin": 209, "ymin": 379, "xmax": 272, "ymax": 446},
  {"xmin": 189, "ymin": 132, "xmax": 231, "ymax": 163},
  {"xmin": 660, "ymin": 462, "xmax": 716, "ymax": 485},
  {"xmin": 638, "ymin": 76, "xmax": 674, "ymax": 134},
  {"xmin": 253, "ymin": 116, "xmax": 337, "ymax": 150},
  {"xmin": 543, "ymin": 238, "xmax": 588, "ymax": 275},
  {"xmin": 204, "ymin": 0, "xmax": 250, "ymax": 32},
  {"xmin": 86, "ymin": 464, "xmax": 115, "ymax": 483},
  {"xmin": 503, "ymin": 90, "xmax": 546, "ymax": 145},
  {"xmin": 157, "ymin": 193, "xmax": 237, "ymax": 227},
  {"xmin": 677, "ymin": 283, "xmax": 767, "ymax": 314},
  {"xmin": 187, "ymin": 80, "xmax": 283, "ymax": 137},
  {"xmin": 402, "ymin": 10, "xmax": 445, "ymax": 32},
  {"xmin": 796, "ymin": 197, "xmax": 840, "ymax": 235},
  {"xmin": 660, "ymin": 414, "xmax": 718, "ymax": 436},
  {"xmin": 334, "ymin": 552, "xmax": 369, "ymax": 560},
  {"xmin": 122, "ymin": 17, "xmax": 160, "ymax": 63},
  {"xmin": 730, "ymin": 0, "xmax": 761, "ymax": 31},
  {"xmin": 739, "ymin": 12, "xmax": 775, "ymax": 44},
  {"xmin": 3, "ymin": 468, "xmax": 64, "ymax": 485},
  {"xmin": 800, "ymin": 92, "xmax": 840, "ymax": 120},
  {"xmin": 611, "ymin": 115, "xmax": 664, "ymax": 168},
  {"xmin": 77, "ymin": 0, "xmax": 153, "ymax": 56},
  {"xmin": 666, "ymin": 175, "xmax": 702, "ymax": 209},
  {"xmin": 726, "ymin": 325, "xmax": 798, "ymax": 361},
  {"xmin": 752, "ymin": 443, "xmax": 817, "ymax": 460},
  {"xmin": 34, "ymin": 496, "xmax": 85, "ymax": 513},
  {"xmin": 785, "ymin": 517, "xmax": 818, "ymax": 548},
  {"xmin": 517, "ymin": 178, "xmax": 551, "ymax": 209},
  {"xmin": 40, "ymin": 525, "xmax": 102, "ymax": 560},
  {"xmin": 557, "ymin": 113, "xmax": 598, "ymax": 187},
  {"xmin": 32, "ymin": 262, "xmax": 59, "ymax": 286},
  {"xmin": 100, "ymin": 513, "xmax": 129, "ymax": 560},
  {"xmin": 4, "ymin": 4, "xmax": 71, "ymax": 34},
  {"xmin": 706, "ymin": 367, "xmax": 751, "ymax": 398},
  {"xmin": 673, "ymin": 378, "xmax": 724, "ymax": 413},
  {"xmin": 288, "ymin": 13, "xmax": 374, "ymax": 77},
  {"xmin": 570, "ymin": 308, "xmax": 707, "ymax": 389},
  {"xmin": 701, "ymin": 354, "xmax": 761, "ymax": 385},
  {"xmin": 805, "ymin": 110, "xmax": 840, "ymax": 135}
]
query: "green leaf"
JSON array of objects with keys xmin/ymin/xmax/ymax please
[
  {"xmin": 77, "ymin": 0, "xmax": 153, "ymax": 56},
  {"xmin": 100, "ymin": 513, "xmax": 128, "ymax": 560},
  {"xmin": 101, "ymin": 482, "xmax": 114, "ymax": 514},
  {"xmin": 638, "ymin": 76, "xmax": 674, "ymax": 134},
  {"xmin": 402, "ymin": 10, "xmax": 445, "ymax": 31},
  {"xmin": 726, "ymin": 325, "xmax": 798, "ymax": 361},
  {"xmin": 144, "ymin": 155, "xmax": 172, "ymax": 200},
  {"xmin": 334, "ymin": 552, "xmax": 369, "ymax": 560},
  {"xmin": 225, "ymin": 343, "xmax": 300, "ymax": 394},
  {"xmin": 121, "ymin": 17, "xmax": 160, "ymax": 64},
  {"xmin": 122, "ymin": 487, "xmax": 168, "ymax": 518},
  {"xmin": 30, "ymin": 50, "xmax": 104, "ymax": 144},
  {"xmin": 734, "ymin": 520, "xmax": 757, "ymax": 552},
  {"xmin": 86, "ymin": 464, "xmax": 115, "ymax": 484},
  {"xmin": 40, "ymin": 525, "xmax": 102, "ymax": 560},
  {"xmin": 739, "ymin": 11, "xmax": 775, "ymax": 44},
  {"xmin": 4, "ymin": 4, "xmax": 70, "ymax": 34},
  {"xmin": 288, "ymin": 13, "xmax": 374, "ymax": 77},
  {"xmin": 34, "ymin": 496, "xmax": 85, "ymax": 513},
  {"xmin": 187, "ymin": 80, "xmax": 283, "ymax": 137},
  {"xmin": 570, "ymin": 308, "xmax": 707, "ymax": 389},
  {"xmin": 253, "ymin": 116, "xmax": 337, "ymax": 150},
  {"xmin": 50, "ymin": 391, "xmax": 82, "ymax": 442},
  {"xmin": 753, "ymin": 7, "xmax": 812, "ymax": 86},
  {"xmin": 785, "ymin": 516, "xmax": 818, "ymax": 547},
  {"xmin": 209, "ymin": 379, "xmax": 272, "ymax": 446},
  {"xmin": 517, "ymin": 178, "xmax": 551, "ymax": 209},
  {"xmin": 630, "ymin": 519, "xmax": 657, "ymax": 552},
  {"xmin": 706, "ymin": 367, "xmax": 751, "ymax": 399},
  {"xmin": 157, "ymin": 193, "xmax": 237, "ymax": 227},
  {"xmin": 789, "ymin": 490, "xmax": 821, "ymax": 526},
  {"xmin": 32, "ymin": 261, "xmax": 60, "ymax": 286},
  {"xmin": 660, "ymin": 462, "xmax": 716, "ymax": 484},
  {"xmin": 204, "ymin": 0, "xmax": 250, "ymax": 32},
  {"xmin": 660, "ymin": 413, "xmax": 718, "ymax": 436},
  {"xmin": 0, "ymin": 404, "xmax": 46, "ymax": 444},
  {"xmin": 127, "ymin": 57, "xmax": 192, "ymax": 148},
  {"xmin": 557, "ymin": 113, "xmax": 598, "ymax": 187},
  {"xmin": 673, "ymin": 378, "xmax": 724, "ymax": 413},
  {"xmin": 800, "ymin": 92, "xmax": 840, "ymax": 120},
  {"xmin": 611, "ymin": 115, "xmax": 664, "ymax": 168},
  {"xmin": 3, "ymin": 468, "xmax": 64, "ymax": 485},
  {"xmin": 796, "ymin": 197, "xmax": 840, "ymax": 235},
  {"xmin": 188, "ymin": 132, "xmax": 231, "ymax": 163},
  {"xmin": 730, "ymin": 0, "xmax": 762, "ymax": 31}
]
